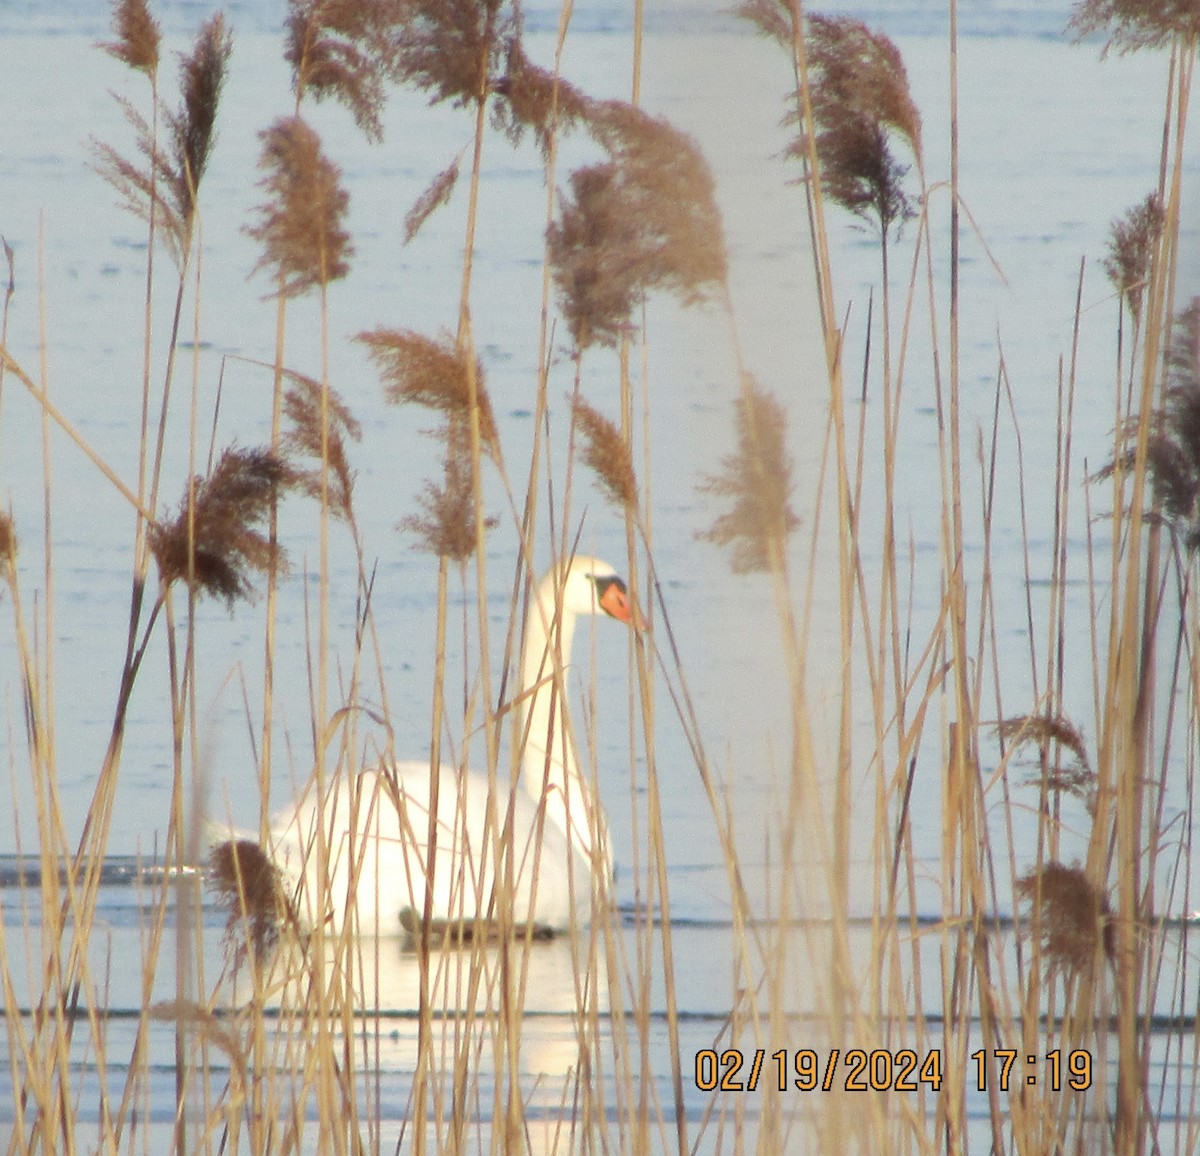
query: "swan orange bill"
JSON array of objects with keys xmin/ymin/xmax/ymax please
[{"xmin": 598, "ymin": 579, "xmax": 634, "ymax": 623}]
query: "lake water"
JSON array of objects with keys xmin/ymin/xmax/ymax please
[{"xmin": 1, "ymin": 0, "xmax": 1198, "ymax": 1151}]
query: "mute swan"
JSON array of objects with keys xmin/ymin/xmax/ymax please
[{"xmin": 264, "ymin": 555, "xmax": 634, "ymax": 938}]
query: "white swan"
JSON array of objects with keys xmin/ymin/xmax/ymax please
[{"xmin": 265, "ymin": 555, "xmax": 634, "ymax": 938}]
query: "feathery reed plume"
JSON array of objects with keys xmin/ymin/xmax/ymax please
[
  {"xmin": 492, "ymin": 37, "xmax": 592, "ymax": 153},
  {"xmin": 358, "ymin": 327, "xmax": 499, "ymax": 456},
  {"xmin": 1104, "ymin": 193, "xmax": 1163, "ymax": 327},
  {"xmin": 0, "ymin": 511, "xmax": 16, "ymax": 572},
  {"xmin": 404, "ymin": 154, "xmax": 461, "ymax": 244},
  {"xmin": 548, "ymin": 104, "xmax": 727, "ymax": 350},
  {"xmin": 100, "ymin": 0, "xmax": 161, "ymax": 75},
  {"xmin": 389, "ymin": 0, "xmax": 514, "ymax": 108},
  {"xmin": 166, "ymin": 14, "xmax": 233, "ymax": 225},
  {"xmin": 572, "ymin": 395, "xmax": 638, "ymax": 511},
  {"xmin": 733, "ymin": 0, "xmax": 795, "ymax": 48},
  {"xmin": 285, "ymin": 0, "xmax": 408, "ymax": 142},
  {"xmin": 1016, "ymin": 862, "xmax": 1114, "ymax": 970},
  {"xmin": 281, "ymin": 371, "xmax": 362, "ymax": 522},
  {"xmin": 1097, "ymin": 299, "xmax": 1200, "ymax": 550},
  {"xmin": 209, "ymin": 838, "xmax": 289, "ymax": 963},
  {"xmin": 588, "ymin": 101, "xmax": 728, "ymax": 302},
  {"xmin": 997, "ymin": 713, "xmax": 1098, "ymax": 815},
  {"xmin": 149, "ymin": 446, "xmax": 301, "ymax": 607},
  {"xmin": 91, "ymin": 100, "xmax": 184, "ymax": 261},
  {"xmin": 402, "ymin": 442, "xmax": 482, "ymax": 560},
  {"xmin": 798, "ymin": 15, "xmax": 919, "ymax": 236},
  {"xmin": 1069, "ymin": 0, "xmax": 1200, "ymax": 53},
  {"xmin": 698, "ymin": 378, "xmax": 799, "ymax": 573},
  {"xmin": 91, "ymin": 13, "xmax": 232, "ymax": 262},
  {"xmin": 548, "ymin": 163, "xmax": 644, "ymax": 350},
  {"xmin": 247, "ymin": 116, "xmax": 353, "ymax": 296}
]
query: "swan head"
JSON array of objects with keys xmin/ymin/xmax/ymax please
[{"xmin": 543, "ymin": 555, "xmax": 634, "ymax": 624}]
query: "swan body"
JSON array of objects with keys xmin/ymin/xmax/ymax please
[{"xmin": 266, "ymin": 556, "xmax": 633, "ymax": 937}]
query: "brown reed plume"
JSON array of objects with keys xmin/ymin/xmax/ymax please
[
  {"xmin": 285, "ymin": 0, "xmax": 407, "ymax": 142},
  {"xmin": 1069, "ymin": 0, "xmax": 1200, "ymax": 52},
  {"xmin": 148, "ymin": 446, "xmax": 302, "ymax": 607},
  {"xmin": 997, "ymin": 713, "xmax": 1098, "ymax": 816},
  {"xmin": 357, "ymin": 327, "xmax": 499, "ymax": 456},
  {"xmin": 100, "ymin": 0, "xmax": 161, "ymax": 75},
  {"xmin": 402, "ymin": 442, "xmax": 483, "ymax": 561},
  {"xmin": 548, "ymin": 164, "xmax": 644, "ymax": 350},
  {"xmin": 698, "ymin": 378, "xmax": 799, "ymax": 573},
  {"xmin": 1104, "ymin": 193, "xmax": 1163, "ymax": 327},
  {"xmin": 733, "ymin": 0, "xmax": 796, "ymax": 48},
  {"xmin": 246, "ymin": 116, "xmax": 353, "ymax": 297},
  {"xmin": 1016, "ymin": 861, "xmax": 1115, "ymax": 971},
  {"xmin": 588, "ymin": 101, "xmax": 728, "ymax": 300},
  {"xmin": 167, "ymin": 14, "xmax": 233, "ymax": 228},
  {"xmin": 404, "ymin": 155, "xmax": 461, "ymax": 244},
  {"xmin": 548, "ymin": 103, "xmax": 727, "ymax": 350},
  {"xmin": 92, "ymin": 13, "xmax": 232, "ymax": 262},
  {"xmin": 492, "ymin": 36, "xmax": 592, "ymax": 154},
  {"xmin": 0, "ymin": 511, "xmax": 15, "ymax": 573},
  {"xmin": 797, "ymin": 15, "xmax": 920, "ymax": 236},
  {"xmin": 1098, "ymin": 299, "xmax": 1200, "ymax": 550},
  {"xmin": 388, "ymin": 0, "xmax": 514, "ymax": 108},
  {"xmin": 209, "ymin": 838, "xmax": 290, "ymax": 964},
  {"xmin": 571, "ymin": 395, "xmax": 638, "ymax": 511},
  {"xmin": 281, "ymin": 371, "xmax": 362, "ymax": 523}
]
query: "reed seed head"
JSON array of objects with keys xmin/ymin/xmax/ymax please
[
  {"xmin": 1104, "ymin": 194, "xmax": 1162, "ymax": 327},
  {"xmin": 548, "ymin": 163, "xmax": 644, "ymax": 350},
  {"xmin": 795, "ymin": 15, "xmax": 919, "ymax": 236},
  {"xmin": 149, "ymin": 446, "xmax": 300, "ymax": 607},
  {"xmin": 389, "ymin": 0, "xmax": 513, "ymax": 108},
  {"xmin": 285, "ymin": 0, "xmax": 407, "ymax": 142},
  {"xmin": 359, "ymin": 327, "xmax": 498, "ymax": 457},
  {"xmin": 401, "ymin": 441, "xmax": 484, "ymax": 561},
  {"xmin": 1016, "ymin": 861, "xmax": 1114, "ymax": 970},
  {"xmin": 209, "ymin": 838, "xmax": 288, "ymax": 963},
  {"xmin": 549, "ymin": 102, "xmax": 727, "ymax": 350},
  {"xmin": 166, "ymin": 13, "xmax": 233, "ymax": 225},
  {"xmin": 92, "ymin": 14, "xmax": 231, "ymax": 263},
  {"xmin": 247, "ymin": 116, "xmax": 353, "ymax": 297},
  {"xmin": 1098, "ymin": 299, "xmax": 1200, "ymax": 550},
  {"xmin": 997, "ymin": 713, "xmax": 1097, "ymax": 816},
  {"xmin": 403, "ymin": 154, "xmax": 461, "ymax": 244},
  {"xmin": 101, "ymin": 0, "xmax": 161, "ymax": 75},
  {"xmin": 588, "ymin": 101, "xmax": 729, "ymax": 302},
  {"xmin": 0, "ymin": 511, "xmax": 16, "ymax": 571},
  {"xmin": 492, "ymin": 36, "xmax": 593, "ymax": 154},
  {"xmin": 734, "ymin": 0, "xmax": 796, "ymax": 48},
  {"xmin": 1069, "ymin": 0, "xmax": 1200, "ymax": 53},
  {"xmin": 281, "ymin": 371, "xmax": 362, "ymax": 523},
  {"xmin": 698, "ymin": 378, "xmax": 800, "ymax": 574},
  {"xmin": 572, "ymin": 396, "xmax": 638, "ymax": 511}
]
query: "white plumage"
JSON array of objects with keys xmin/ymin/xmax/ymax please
[{"xmin": 265, "ymin": 556, "xmax": 633, "ymax": 937}]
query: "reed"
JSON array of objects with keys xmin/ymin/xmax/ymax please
[{"xmin": 3, "ymin": 0, "xmax": 1200, "ymax": 1152}]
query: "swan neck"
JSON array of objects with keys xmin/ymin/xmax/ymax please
[{"xmin": 519, "ymin": 576, "xmax": 593, "ymax": 856}]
